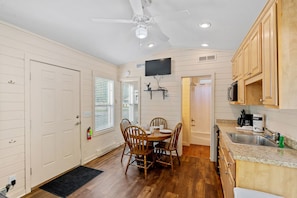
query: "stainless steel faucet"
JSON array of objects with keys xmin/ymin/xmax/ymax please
[{"xmin": 264, "ymin": 128, "xmax": 279, "ymax": 142}]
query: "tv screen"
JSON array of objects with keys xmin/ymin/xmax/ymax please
[{"xmin": 145, "ymin": 58, "xmax": 171, "ymax": 76}]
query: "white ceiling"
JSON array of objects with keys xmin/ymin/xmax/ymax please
[{"xmin": 0, "ymin": 0, "xmax": 267, "ymax": 65}]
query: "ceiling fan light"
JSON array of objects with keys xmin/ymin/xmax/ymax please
[
  {"xmin": 199, "ymin": 22, "xmax": 211, "ymax": 29},
  {"xmin": 135, "ymin": 26, "xmax": 148, "ymax": 39}
]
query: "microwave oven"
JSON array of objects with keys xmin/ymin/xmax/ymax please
[{"xmin": 228, "ymin": 81, "xmax": 238, "ymax": 101}]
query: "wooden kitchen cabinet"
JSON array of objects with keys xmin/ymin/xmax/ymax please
[
  {"xmin": 236, "ymin": 160, "xmax": 297, "ymax": 198},
  {"xmin": 276, "ymin": 0, "xmax": 297, "ymax": 109},
  {"xmin": 219, "ymin": 134, "xmax": 236, "ymax": 198},
  {"xmin": 262, "ymin": 3, "xmax": 278, "ymax": 106},
  {"xmin": 242, "ymin": 42, "xmax": 250, "ymax": 79},
  {"xmin": 249, "ymin": 24, "xmax": 262, "ymax": 78},
  {"xmin": 232, "ymin": 58, "xmax": 238, "ymax": 81},
  {"xmin": 219, "ymin": 133, "xmax": 297, "ymax": 198},
  {"xmin": 231, "ymin": 0, "xmax": 297, "ymax": 109}
]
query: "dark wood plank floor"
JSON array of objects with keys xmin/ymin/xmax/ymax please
[{"xmin": 23, "ymin": 145, "xmax": 223, "ymax": 198}]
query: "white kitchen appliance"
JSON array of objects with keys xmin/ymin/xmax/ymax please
[{"xmin": 253, "ymin": 114, "xmax": 264, "ymax": 132}]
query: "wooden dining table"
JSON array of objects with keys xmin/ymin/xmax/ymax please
[{"xmin": 147, "ymin": 129, "xmax": 172, "ymax": 142}]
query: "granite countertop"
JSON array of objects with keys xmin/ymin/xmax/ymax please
[{"xmin": 217, "ymin": 120, "xmax": 297, "ymax": 168}]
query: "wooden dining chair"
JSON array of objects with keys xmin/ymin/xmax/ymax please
[
  {"xmin": 150, "ymin": 117, "xmax": 168, "ymax": 128},
  {"xmin": 120, "ymin": 118, "xmax": 131, "ymax": 163},
  {"xmin": 155, "ymin": 122, "xmax": 182, "ymax": 172},
  {"xmin": 124, "ymin": 125, "xmax": 154, "ymax": 179}
]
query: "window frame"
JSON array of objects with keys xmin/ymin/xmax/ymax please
[{"xmin": 93, "ymin": 74, "xmax": 115, "ymax": 135}]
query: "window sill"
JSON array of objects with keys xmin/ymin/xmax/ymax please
[{"xmin": 94, "ymin": 127, "xmax": 115, "ymax": 136}]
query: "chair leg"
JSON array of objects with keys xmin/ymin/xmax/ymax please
[
  {"xmin": 144, "ymin": 155, "xmax": 147, "ymax": 179},
  {"xmin": 121, "ymin": 143, "xmax": 127, "ymax": 163},
  {"xmin": 175, "ymin": 149, "xmax": 181, "ymax": 165},
  {"xmin": 125, "ymin": 153, "xmax": 132, "ymax": 175},
  {"xmin": 170, "ymin": 151, "xmax": 173, "ymax": 172}
]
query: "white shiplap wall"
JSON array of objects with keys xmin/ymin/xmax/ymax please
[
  {"xmin": 0, "ymin": 21, "xmax": 122, "ymax": 197},
  {"xmin": 250, "ymin": 106, "xmax": 297, "ymax": 141},
  {"xmin": 119, "ymin": 48, "xmax": 242, "ymax": 125},
  {"xmin": 119, "ymin": 48, "xmax": 243, "ymax": 160},
  {"xmin": 0, "ymin": 47, "xmax": 25, "ymax": 197}
]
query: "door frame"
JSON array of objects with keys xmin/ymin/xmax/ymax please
[
  {"xmin": 181, "ymin": 72, "xmax": 215, "ymax": 161},
  {"xmin": 24, "ymin": 55, "xmax": 82, "ymax": 193}
]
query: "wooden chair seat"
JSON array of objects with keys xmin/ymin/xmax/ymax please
[
  {"xmin": 124, "ymin": 125, "xmax": 155, "ymax": 179},
  {"xmin": 155, "ymin": 122, "xmax": 182, "ymax": 172}
]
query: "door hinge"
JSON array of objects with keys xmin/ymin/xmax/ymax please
[{"xmin": 30, "ymin": 168, "xmax": 32, "ymax": 175}]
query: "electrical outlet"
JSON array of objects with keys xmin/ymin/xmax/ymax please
[{"xmin": 9, "ymin": 175, "xmax": 16, "ymax": 185}]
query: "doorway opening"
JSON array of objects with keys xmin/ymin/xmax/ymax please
[
  {"xmin": 120, "ymin": 78, "xmax": 140, "ymax": 125},
  {"xmin": 182, "ymin": 75, "xmax": 214, "ymax": 160}
]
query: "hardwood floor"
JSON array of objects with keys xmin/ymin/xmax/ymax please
[{"xmin": 23, "ymin": 145, "xmax": 223, "ymax": 198}]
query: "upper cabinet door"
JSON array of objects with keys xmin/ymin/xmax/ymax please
[
  {"xmin": 250, "ymin": 24, "xmax": 262, "ymax": 77},
  {"xmin": 262, "ymin": 3, "xmax": 278, "ymax": 106}
]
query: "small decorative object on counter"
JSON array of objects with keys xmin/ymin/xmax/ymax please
[{"xmin": 279, "ymin": 135, "xmax": 284, "ymax": 148}]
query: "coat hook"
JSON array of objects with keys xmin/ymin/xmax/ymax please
[{"xmin": 8, "ymin": 80, "xmax": 15, "ymax": 84}]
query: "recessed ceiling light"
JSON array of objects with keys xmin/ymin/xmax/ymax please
[
  {"xmin": 148, "ymin": 43, "xmax": 155, "ymax": 48},
  {"xmin": 201, "ymin": 43, "xmax": 209, "ymax": 47},
  {"xmin": 199, "ymin": 22, "xmax": 211, "ymax": 29}
]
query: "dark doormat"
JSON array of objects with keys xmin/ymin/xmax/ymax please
[{"xmin": 40, "ymin": 166, "xmax": 103, "ymax": 197}]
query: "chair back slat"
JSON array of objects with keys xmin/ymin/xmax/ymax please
[
  {"xmin": 120, "ymin": 118, "xmax": 131, "ymax": 141},
  {"xmin": 168, "ymin": 122, "xmax": 182, "ymax": 149},
  {"xmin": 150, "ymin": 117, "xmax": 168, "ymax": 128},
  {"xmin": 124, "ymin": 125, "xmax": 149, "ymax": 154}
]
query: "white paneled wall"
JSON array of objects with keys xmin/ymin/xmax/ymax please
[
  {"xmin": 119, "ymin": 49, "xmax": 243, "ymax": 161},
  {"xmin": 0, "ymin": 47, "xmax": 25, "ymax": 197},
  {"xmin": 250, "ymin": 106, "xmax": 297, "ymax": 141},
  {"xmin": 119, "ymin": 49, "xmax": 242, "ymax": 126},
  {"xmin": 0, "ymin": 21, "xmax": 122, "ymax": 197}
]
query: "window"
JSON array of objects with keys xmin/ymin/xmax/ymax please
[{"xmin": 94, "ymin": 77, "xmax": 114, "ymax": 133}]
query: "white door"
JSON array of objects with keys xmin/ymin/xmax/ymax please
[
  {"xmin": 30, "ymin": 61, "xmax": 80, "ymax": 187},
  {"xmin": 190, "ymin": 79, "xmax": 211, "ymax": 146}
]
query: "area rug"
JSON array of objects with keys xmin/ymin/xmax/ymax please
[{"xmin": 40, "ymin": 166, "xmax": 103, "ymax": 197}]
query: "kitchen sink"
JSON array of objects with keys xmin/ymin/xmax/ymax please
[{"xmin": 226, "ymin": 133, "xmax": 278, "ymax": 147}]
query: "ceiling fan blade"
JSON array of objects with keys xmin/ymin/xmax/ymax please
[
  {"xmin": 91, "ymin": 18, "xmax": 135, "ymax": 24},
  {"xmin": 148, "ymin": 24, "xmax": 169, "ymax": 42},
  {"xmin": 129, "ymin": 0, "xmax": 144, "ymax": 16}
]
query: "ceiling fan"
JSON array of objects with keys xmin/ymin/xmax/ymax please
[
  {"xmin": 92, "ymin": 0, "xmax": 155, "ymax": 39},
  {"xmin": 91, "ymin": 0, "xmax": 183, "ymax": 41}
]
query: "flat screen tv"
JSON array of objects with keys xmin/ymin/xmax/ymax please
[{"xmin": 145, "ymin": 57, "xmax": 171, "ymax": 76}]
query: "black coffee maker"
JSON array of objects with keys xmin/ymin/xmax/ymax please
[{"xmin": 237, "ymin": 109, "xmax": 253, "ymax": 127}]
